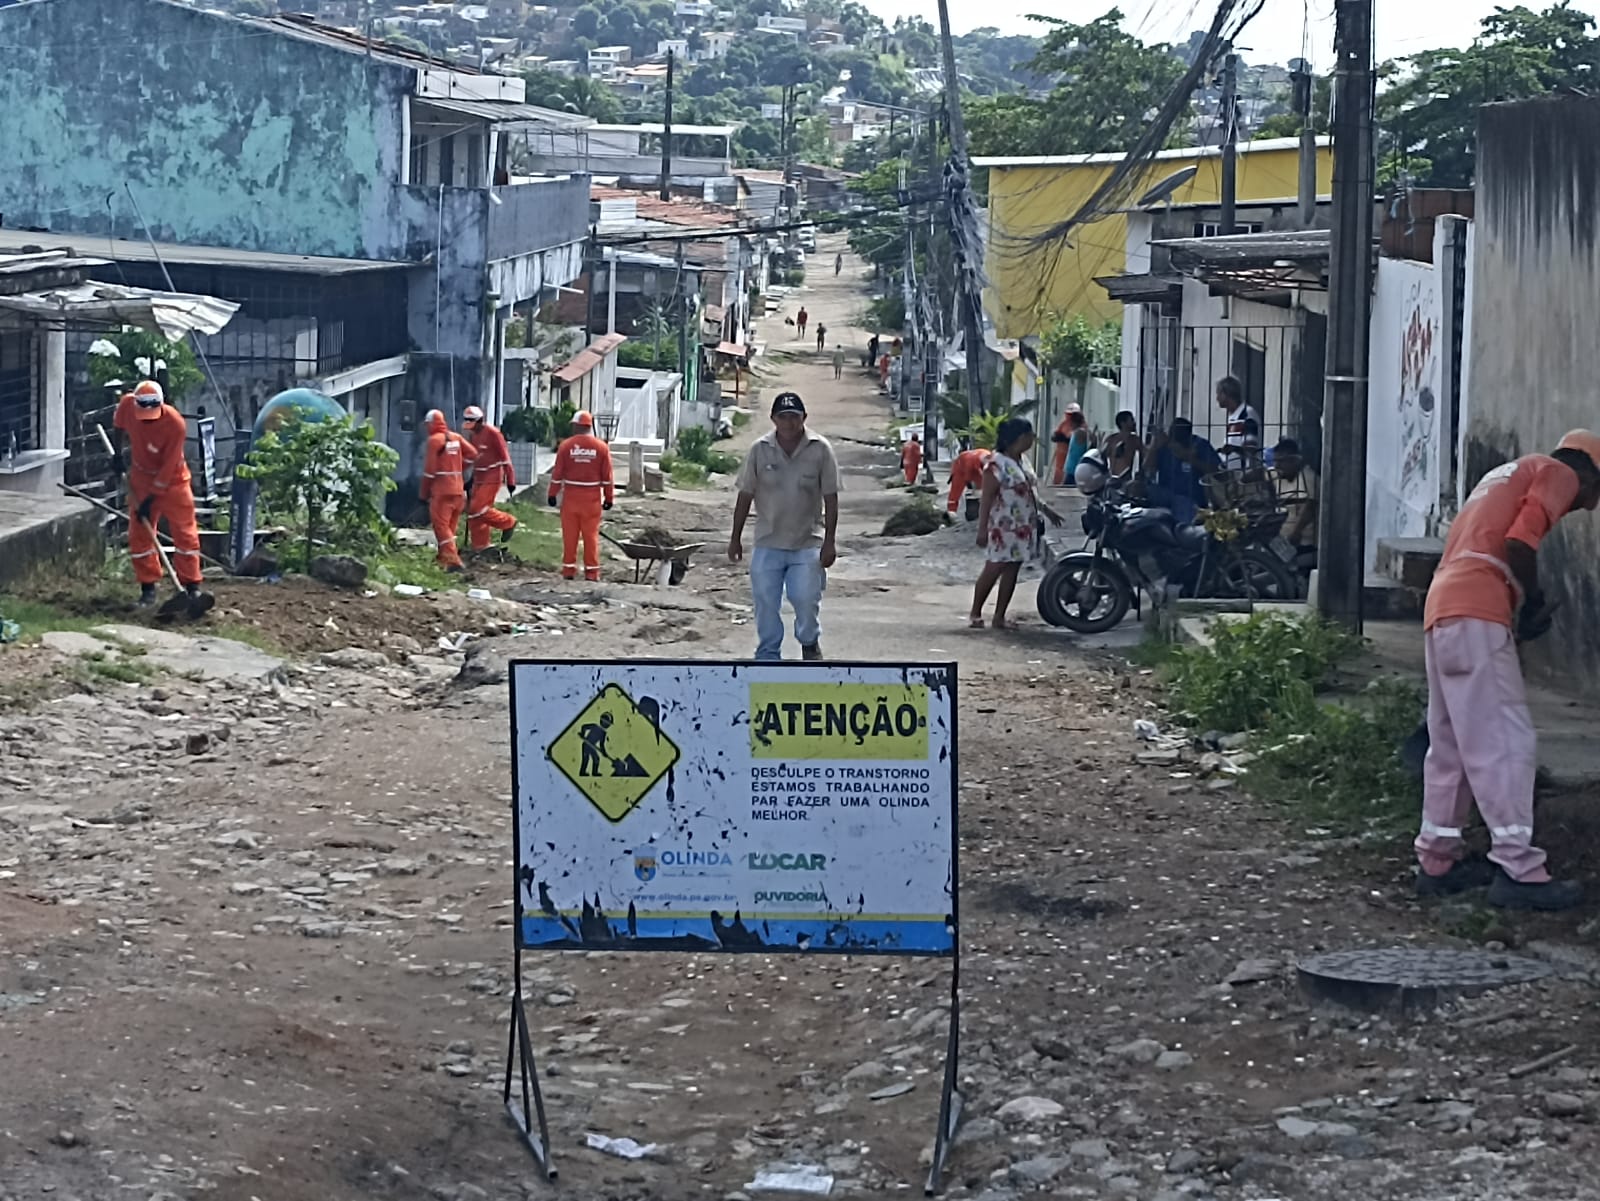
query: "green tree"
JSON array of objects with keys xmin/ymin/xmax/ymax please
[
  {"xmin": 524, "ymin": 68, "xmax": 623, "ymax": 120},
  {"xmin": 1254, "ymin": 73, "xmax": 1332, "ymax": 139},
  {"xmin": 236, "ymin": 412, "xmax": 400, "ymax": 572},
  {"xmin": 572, "ymin": 4, "xmax": 602, "ymax": 40},
  {"xmin": 965, "ymin": 10, "xmax": 1185, "ymax": 159},
  {"xmin": 1376, "ymin": 2, "xmax": 1600, "ymax": 186}
]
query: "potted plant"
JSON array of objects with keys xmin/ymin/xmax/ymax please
[{"xmin": 501, "ymin": 405, "xmax": 550, "ymax": 487}]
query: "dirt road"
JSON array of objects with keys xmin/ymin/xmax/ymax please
[{"xmin": 3, "ymin": 236, "xmax": 1600, "ymax": 1201}]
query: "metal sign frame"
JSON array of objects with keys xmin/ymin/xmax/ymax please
[{"xmin": 502, "ymin": 658, "xmax": 964, "ymax": 1194}]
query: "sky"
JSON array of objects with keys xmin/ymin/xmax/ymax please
[{"xmin": 861, "ymin": 0, "xmax": 1600, "ymax": 71}]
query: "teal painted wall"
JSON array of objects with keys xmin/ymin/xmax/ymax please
[{"xmin": 0, "ymin": 0, "xmax": 413, "ymax": 260}]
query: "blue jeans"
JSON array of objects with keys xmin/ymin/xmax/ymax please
[{"xmin": 750, "ymin": 545, "xmax": 823, "ymax": 660}]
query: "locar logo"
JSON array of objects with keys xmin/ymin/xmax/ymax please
[{"xmin": 747, "ymin": 852, "xmax": 827, "ymax": 871}]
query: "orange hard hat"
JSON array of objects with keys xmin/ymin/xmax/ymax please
[
  {"xmin": 463, "ymin": 405, "xmax": 484, "ymax": 422},
  {"xmin": 425, "ymin": 408, "xmax": 447, "ymax": 432},
  {"xmin": 572, "ymin": 409, "xmax": 594, "ymax": 427},
  {"xmin": 1557, "ymin": 429, "xmax": 1600, "ymax": 473},
  {"xmin": 132, "ymin": 379, "xmax": 164, "ymax": 420}
]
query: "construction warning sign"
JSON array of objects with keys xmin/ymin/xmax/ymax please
[
  {"xmin": 510, "ymin": 661, "xmax": 957, "ymax": 957},
  {"xmin": 545, "ymin": 682, "xmax": 681, "ymax": 822}
]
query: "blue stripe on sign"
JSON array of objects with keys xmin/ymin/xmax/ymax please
[{"xmin": 520, "ymin": 915, "xmax": 953, "ymax": 954}]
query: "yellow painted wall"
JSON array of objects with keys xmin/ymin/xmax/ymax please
[{"xmin": 981, "ymin": 142, "xmax": 1335, "ymax": 339}]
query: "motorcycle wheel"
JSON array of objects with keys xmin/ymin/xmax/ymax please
[
  {"xmin": 1036, "ymin": 554, "xmax": 1133, "ymax": 633},
  {"xmin": 1215, "ymin": 546, "xmax": 1299, "ymax": 602}
]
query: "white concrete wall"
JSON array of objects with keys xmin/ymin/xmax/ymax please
[{"xmin": 1364, "ymin": 256, "xmax": 1444, "ymax": 570}]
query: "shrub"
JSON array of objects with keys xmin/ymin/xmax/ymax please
[
  {"xmin": 501, "ymin": 406, "xmax": 550, "ymax": 444},
  {"xmin": 236, "ymin": 411, "xmax": 399, "ymax": 572},
  {"xmin": 703, "ymin": 450, "xmax": 742, "ymax": 475},
  {"xmin": 677, "ymin": 426, "xmax": 714, "ymax": 464},
  {"xmin": 1164, "ymin": 612, "xmax": 1364, "ymax": 733}
]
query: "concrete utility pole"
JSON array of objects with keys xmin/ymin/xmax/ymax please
[
  {"xmin": 935, "ymin": 0, "xmax": 987, "ymax": 417},
  {"xmin": 660, "ymin": 49, "xmax": 674, "ymax": 201},
  {"xmin": 1219, "ymin": 51, "xmax": 1238, "ymax": 235},
  {"xmin": 1317, "ymin": 0, "xmax": 1375, "ymax": 630},
  {"xmin": 1293, "ymin": 64, "xmax": 1317, "ymax": 226}
]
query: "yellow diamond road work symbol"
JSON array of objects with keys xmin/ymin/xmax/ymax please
[{"xmin": 547, "ymin": 683, "xmax": 680, "ymax": 822}]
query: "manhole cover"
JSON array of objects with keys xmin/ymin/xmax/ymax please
[{"xmin": 1297, "ymin": 948, "xmax": 1551, "ymax": 1016}]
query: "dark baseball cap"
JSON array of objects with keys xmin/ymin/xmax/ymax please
[{"xmin": 771, "ymin": 392, "xmax": 806, "ymax": 416}]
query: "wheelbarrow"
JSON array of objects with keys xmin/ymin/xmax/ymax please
[{"xmin": 599, "ymin": 529, "xmax": 706, "ymax": 585}]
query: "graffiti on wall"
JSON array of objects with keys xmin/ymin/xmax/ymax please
[{"xmin": 1397, "ymin": 278, "xmax": 1439, "ymax": 506}]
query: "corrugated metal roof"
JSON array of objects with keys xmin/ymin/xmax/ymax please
[
  {"xmin": 0, "ymin": 283, "xmax": 238, "ymax": 339},
  {"xmin": 416, "ymin": 96, "xmax": 593, "ymax": 130},
  {"xmin": 0, "ymin": 230, "xmax": 406, "ymax": 276},
  {"xmin": 551, "ymin": 333, "xmax": 629, "ymax": 383}
]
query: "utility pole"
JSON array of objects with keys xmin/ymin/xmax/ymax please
[
  {"xmin": 935, "ymin": 0, "xmax": 986, "ymax": 417},
  {"xmin": 1317, "ymin": 0, "xmax": 1375, "ymax": 630},
  {"xmin": 659, "ymin": 49, "xmax": 674, "ymax": 201},
  {"xmin": 1219, "ymin": 50, "xmax": 1238, "ymax": 235},
  {"xmin": 1293, "ymin": 64, "xmax": 1317, "ymax": 226}
]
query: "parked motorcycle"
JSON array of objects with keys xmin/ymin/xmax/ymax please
[{"xmin": 1036, "ymin": 451, "xmax": 1298, "ymax": 633}]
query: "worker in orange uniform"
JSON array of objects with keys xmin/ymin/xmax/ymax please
[
  {"xmin": 111, "ymin": 379, "xmax": 208, "ymax": 609},
  {"xmin": 461, "ymin": 405, "xmax": 518, "ymax": 551},
  {"xmin": 901, "ymin": 432, "xmax": 923, "ymax": 484},
  {"xmin": 547, "ymin": 410, "xmax": 614, "ymax": 581},
  {"xmin": 946, "ymin": 438, "xmax": 990, "ymax": 515},
  {"xmin": 419, "ymin": 409, "xmax": 477, "ymax": 573}
]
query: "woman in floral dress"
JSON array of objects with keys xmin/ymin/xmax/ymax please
[{"xmin": 969, "ymin": 418, "xmax": 1063, "ymax": 629}]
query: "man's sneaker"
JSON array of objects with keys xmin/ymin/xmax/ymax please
[
  {"xmin": 501, "ymin": 526, "xmax": 515, "ymax": 544},
  {"xmin": 801, "ymin": 642, "xmax": 824, "ymax": 661},
  {"xmin": 1488, "ymin": 872, "xmax": 1584, "ymax": 911},
  {"xmin": 445, "ymin": 564, "xmax": 465, "ymax": 575},
  {"xmin": 137, "ymin": 584, "xmax": 157, "ymax": 608},
  {"xmin": 1416, "ymin": 858, "xmax": 1498, "ymax": 898}
]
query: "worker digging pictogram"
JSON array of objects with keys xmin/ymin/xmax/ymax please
[{"xmin": 545, "ymin": 683, "xmax": 679, "ymax": 822}]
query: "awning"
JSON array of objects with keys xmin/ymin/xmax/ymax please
[
  {"xmin": 1096, "ymin": 272, "xmax": 1182, "ymax": 305},
  {"xmin": 0, "ymin": 282, "xmax": 238, "ymax": 338},
  {"xmin": 714, "ymin": 341, "xmax": 747, "ymax": 358},
  {"xmin": 551, "ymin": 332, "xmax": 629, "ymax": 383}
]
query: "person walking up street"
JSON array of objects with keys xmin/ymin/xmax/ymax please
[
  {"xmin": 419, "ymin": 409, "xmax": 478, "ymax": 573},
  {"xmin": 796, "ymin": 306, "xmax": 808, "ymax": 341},
  {"xmin": 1413, "ymin": 430, "xmax": 1600, "ymax": 910},
  {"xmin": 816, "ymin": 322, "xmax": 827, "ymax": 352},
  {"xmin": 728, "ymin": 392, "xmax": 839, "ymax": 661},
  {"xmin": 832, "ymin": 344, "xmax": 846, "ymax": 380},
  {"xmin": 834, "ymin": 252, "xmax": 843, "ymax": 275},
  {"xmin": 461, "ymin": 405, "xmax": 518, "ymax": 551},
  {"xmin": 970, "ymin": 418, "xmax": 1063, "ymax": 630},
  {"xmin": 111, "ymin": 379, "xmax": 209, "ymax": 609},
  {"xmin": 901, "ymin": 432, "xmax": 923, "ymax": 484},
  {"xmin": 547, "ymin": 410, "xmax": 614, "ymax": 581}
]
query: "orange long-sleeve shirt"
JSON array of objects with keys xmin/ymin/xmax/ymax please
[
  {"xmin": 420, "ymin": 429, "xmax": 477, "ymax": 501},
  {"xmin": 548, "ymin": 433, "xmax": 614, "ymax": 506},
  {"xmin": 113, "ymin": 394, "xmax": 191, "ymax": 497},
  {"xmin": 469, "ymin": 422, "xmax": 516, "ymax": 491},
  {"xmin": 949, "ymin": 448, "xmax": 989, "ymax": 493},
  {"xmin": 901, "ymin": 440, "xmax": 923, "ymax": 473}
]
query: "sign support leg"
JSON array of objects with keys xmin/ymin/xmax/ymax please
[
  {"xmin": 924, "ymin": 949, "xmax": 964, "ymax": 1195},
  {"xmin": 502, "ymin": 949, "xmax": 557, "ymax": 1180}
]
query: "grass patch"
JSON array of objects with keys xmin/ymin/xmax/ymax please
[
  {"xmin": 369, "ymin": 546, "xmax": 460, "ymax": 591},
  {"xmin": 0, "ymin": 594, "xmax": 109, "ymax": 642},
  {"xmin": 1156, "ymin": 611, "xmax": 1421, "ymax": 835},
  {"xmin": 1247, "ymin": 678, "xmax": 1424, "ymax": 833},
  {"xmin": 882, "ymin": 498, "xmax": 943, "ymax": 537},
  {"xmin": 86, "ymin": 654, "xmax": 154, "ymax": 684},
  {"xmin": 668, "ymin": 460, "xmax": 710, "ymax": 488},
  {"xmin": 500, "ymin": 501, "xmax": 563, "ymax": 569}
]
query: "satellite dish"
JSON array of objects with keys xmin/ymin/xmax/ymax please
[{"xmin": 1136, "ymin": 166, "xmax": 1199, "ymax": 209}]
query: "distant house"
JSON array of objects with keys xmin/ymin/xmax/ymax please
[
  {"xmin": 657, "ymin": 38, "xmax": 689, "ymax": 59},
  {"xmin": 674, "ymin": 0, "xmax": 715, "ymax": 17},
  {"xmin": 698, "ymin": 29, "xmax": 735, "ymax": 60},
  {"xmin": 588, "ymin": 44, "xmax": 632, "ymax": 77},
  {"xmin": 754, "ymin": 14, "xmax": 806, "ymax": 39}
]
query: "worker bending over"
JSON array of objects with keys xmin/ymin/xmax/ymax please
[
  {"xmin": 946, "ymin": 440, "xmax": 990, "ymax": 515},
  {"xmin": 112, "ymin": 380, "xmax": 206, "ymax": 608},
  {"xmin": 462, "ymin": 405, "xmax": 518, "ymax": 551},
  {"xmin": 419, "ymin": 409, "xmax": 477, "ymax": 573},
  {"xmin": 548, "ymin": 410, "xmax": 614, "ymax": 581},
  {"xmin": 1415, "ymin": 430, "xmax": 1600, "ymax": 911}
]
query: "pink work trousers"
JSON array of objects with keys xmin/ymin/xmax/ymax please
[{"xmin": 1414, "ymin": 617, "xmax": 1548, "ymax": 883}]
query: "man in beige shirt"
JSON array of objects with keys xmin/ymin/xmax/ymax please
[{"xmin": 729, "ymin": 391, "xmax": 840, "ymax": 660}]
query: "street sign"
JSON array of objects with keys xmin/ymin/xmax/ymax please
[{"xmin": 502, "ymin": 660, "xmax": 964, "ymax": 1192}]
